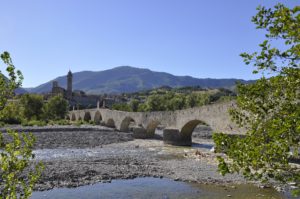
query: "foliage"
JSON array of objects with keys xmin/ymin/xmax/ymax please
[
  {"xmin": 213, "ymin": 4, "xmax": 300, "ymax": 195},
  {"xmin": 20, "ymin": 94, "xmax": 44, "ymax": 121},
  {"xmin": 0, "ymin": 100, "xmax": 23, "ymax": 124},
  {"xmin": 43, "ymin": 95, "xmax": 68, "ymax": 120},
  {"xmin": 0, "ymin": 51, "xmax": 43, "ymax": 198},
  {"xmin": 21, "ymin": 120, "xmax": 47, "ymax": 127},
  {"xmin": 130, "ymin": 99, "xmax": 140, "ymax": 112},
  {"xmin": 146, "ymin": 94, "xmax": 166, "ymax": 111},
  {"xmin": 112, "ymin": 88, "xmax": 235, "ymax": 112},
  {"xmin": 74, "ymin": 119, "xmax": 85, "ymax": 126},
  {"xmin": 0, "ymin": 93, "xmax": 69, "ymax": 125},
  {"xmin": 0, "ymin": 52, "xmax": 23, "ymax": 114},
  {"xmin": 112, "ymin": 103, "xmax": 132, "ymax": 112},
  {"xmin": 0, "ymin": 130, "xmax": 44, "ymax": 198},
  {"xmin": 209, "ymin": 88, "xmax": 235, "ymax": 103},
  {"xmin": 47, "ymin": 119, "xmax": 70, "ymax": 126},
  {"xmin": 137, "ymin": 103, "xmax": 148, "ymax": 112}
]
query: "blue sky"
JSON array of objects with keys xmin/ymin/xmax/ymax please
[{"xmin": 0, "ymin": 0, "xmax": 297, "ymax": 87}]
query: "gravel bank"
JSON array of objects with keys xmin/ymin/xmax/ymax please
[
  {"xmin": 1, "ymin": 125, "xmax": 133, "ymax": 149},
  {"xmin": 2, "ymin": 126, "xmax": 247, "ymax": 191}
]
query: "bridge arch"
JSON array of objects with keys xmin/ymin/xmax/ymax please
[
  {"xmin": 146, "ymin": 120, "xmax": 160, "ymax": 136},
  {"xmin": 94, "ymin": 111, "xmax": 102, "ymax": 124},
  {"xmin": 71, "ymin": 113, "xmax": 76, "ymax": 121},
  {"xmin": 69, "ymin": 101, "xmax": 243, "ymax": 145},
  {"xmin": 84, "ymin": 112, "xmax": 91, "ymax": 122},
  {"xmin": 120, "ymin": 116, "xmax": 136, "ymax": 132},
  {"xmin": 106, "ymin": 118, "xmax": 115, "ymax": 128},
  {"xmin": 180, "ymin": 120, "xmax": 208, "ymax": 137}
]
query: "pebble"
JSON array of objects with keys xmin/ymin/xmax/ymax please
[{"xmin": 290, "ymin": 186, "xmax": 298, "ymax": 190}]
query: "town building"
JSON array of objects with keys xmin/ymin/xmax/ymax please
[{"xmin": 50, "ymin": 70, "xmax": 126, "ymax": 109}]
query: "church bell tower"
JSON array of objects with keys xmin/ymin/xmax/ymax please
[{"xmin": 67, "ymin": 70, "xmax": 73, "ymax": 99}]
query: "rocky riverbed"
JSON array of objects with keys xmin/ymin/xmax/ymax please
[{"xmin": 0, "ymin": 126, "xmax": 283, "ymax": 194}]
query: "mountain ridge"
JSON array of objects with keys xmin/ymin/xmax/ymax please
[{"xmin": 25, "ymin": 66, "xmax": 252, "ymax": 94}]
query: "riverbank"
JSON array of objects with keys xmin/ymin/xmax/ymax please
[
  {"xmin": 33, "ymin": 137, "xmax": 249, "ymax": 191},
  {"xmin": 2, "ymin": 125, "xmax": 246, "ymax": 190},
  {"xmin": 0, "ymin": 126, "xmax": 289, "ymax": 196}
]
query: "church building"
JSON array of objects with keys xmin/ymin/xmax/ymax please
[{"xmin": 51, "ymin": 70, "xmax": 73, "ymax": 100}]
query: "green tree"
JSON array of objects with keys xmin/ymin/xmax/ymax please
[
  {"xmin": 20, "ymin": 94, "xmax": 44, "ymax": 121},
  {"xmin": 137, "ymin": 103, "xmax": 149, "ymax": 112},
  {"xmin": 213, "ymin": 4, "xmax": 300, "ymax": 195},
  {"xmin": 0, "ymin": 100, "xmax": 23, "ymax": 124},
  {"xmin": 146, "ymin": 94, "xmax": 166, "ymax": 111},
  {"xmin": 196, "ymin": 93, "xmax": 210, "ymax": 106},
  {"xmin": 185, "ymin": 93, "xmax": 198, "ymax": 108},
  {"xmin": 130, "ymin": 99, "xmax": 140, "ymax": 112},
  {"xmin": 0, "ymin": 52, "xmax": 43, "ymax": 198},
  {"xmin": 112, "ymin": 103, "xmax": 132, "ymax": 112},
  {"xmin": 166, "ymin": 94, "xmax": 185, "ymax": 111},
  {"xmin": 0, "ymin": 52, "xmax": 23, "ymax": 112},
  {"xmin": 44, "ymin": 95, "xmax": 69, "ymax": 120}
]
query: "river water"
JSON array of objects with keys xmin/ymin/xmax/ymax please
[{"xmin": 31, "ymin": 177, "xmax": 290, "ymax": 199}]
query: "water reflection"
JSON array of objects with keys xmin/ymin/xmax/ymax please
[{"xmin": 31, "ymin": 177, "xmax": 287, "ymax": 199}]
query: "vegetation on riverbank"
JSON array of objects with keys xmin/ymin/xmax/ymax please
[
  {"xmin": 112, "ymin": 87, "xmax": 236, "ymax": 112},
  {"xmin": 0, "ymin": 94, "xmax": 69, "ymax": 126},
  {"xmin": 0, "ymin": 52, "xmax": 43, "ymax": 198},
  {"xmin": 213, "ymin": 3, "xmax": 300, "ymax": 196}
]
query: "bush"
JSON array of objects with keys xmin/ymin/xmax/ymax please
[
  {"xmin": 20, "ymin": 94, "xmax": 44, "ymax": 121},
  {"xmin": 22, "ymin": 120, "xmax": 47, "ymax": 127},
  {"xmin": 0, "ymin": 101, "xmax": 22, "ymax": 124},
  {"xmin": 75, "ymin": 120, "xmax": 84, "ymax": 126},
  {"xmin": 0, "ymin": 130, "xmax": 44, "ymax": 198},
  {"xmin": 112, "ymin": 103, "xmax": 132, "ymax": 112},
  {"xmin": 48, "ymin": 119, "xmax": 70, "ymax": 126},
  {"xmin": 43, "ymin": 95, "xmax": 69, "ymax": 120}
]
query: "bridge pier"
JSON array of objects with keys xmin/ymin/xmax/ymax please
[
  {"xmin": 132, "ymin": 126, "xmax": 153, "ymax": 139},
  {"xmin": 163, "ymin": 128, "xmax": 192, "ymax": 146}
]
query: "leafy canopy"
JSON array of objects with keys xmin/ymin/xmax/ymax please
[
  {"xmin": 213, "ymin": 3, "xmax": 300, "ymax": 195},
  {"xmin": 0, "ymin": 52, "xmax": 43, "ymax": 199},
  {"xmin": 20, "ymin": 94, "xmax": 44, "ymax": 121},
  {"xmin": 0, "ymin": 52, "xmax": 23, "ymax": 114},
  {"xmin": 43, "ymin": 95, "xmax": 69, "ymax": 120}
]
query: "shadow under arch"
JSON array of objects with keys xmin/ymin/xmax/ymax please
[
  {"xmin": 146, "ymin": 120, "xmax": 161, "ymax": 136},
  {"xmin": 71, "ymin": 113, "xmax": 76, "ymax": 121},
  {"xmin": 84, "ymin": 112, "xmax": 92, "ymax": 122},
  {"xmin": 164, "ymin": 120, "xmax": 212, "ymax": 146},
  {"xmin": 66, "ymin": 115, "xmax": 70, "ymax": 120},
  {"xmin": 180, "ymin": 120, "xmax": 208, "ymax": 138},
  {"xmin": 94, "ymin": 111, "xmax": 102, "ymax": 124},
  {"xmin": 120, "ymin": 116, "xmax": 136, "ymax": 132},
  {"xmin": 106, "ymin": 118, "xmax": 115, "ymax": 128}
]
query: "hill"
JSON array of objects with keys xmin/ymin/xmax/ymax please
[{"xmin": 26, "ymin": 66, "xmax": 251, "ymax": 94}]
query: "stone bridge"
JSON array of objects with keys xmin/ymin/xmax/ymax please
[{"xmin": 68, "ymin": 101, "xmax": 244, "ymax": 146}]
